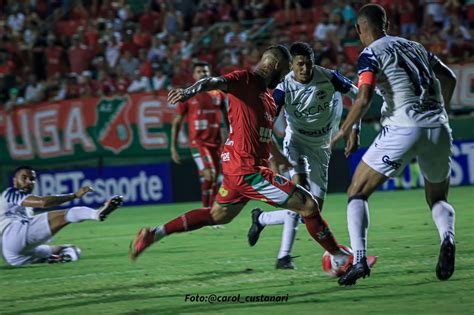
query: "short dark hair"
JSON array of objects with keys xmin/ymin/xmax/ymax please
[
  {"xmin": 264, "ymin": 44, "xmax": 291, "ymax": 63},
  {"xmin": 358, "ymin": 4, "xmax": 387, "ymax": 30},
  {"xmin": 192, "ymin": 61, "xmax": 210, "ymax": 70},
  {"xmin": 290, "ymin": 42, "xmax": 314, "ymax": 61},
  {"xmin": 14, "ymin": 166, "xmax": 34, "ymax": 176}
]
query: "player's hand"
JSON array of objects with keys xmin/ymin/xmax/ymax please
[
  {"xmin": 270, "ymin": 154, "xmax": 293, "ymax": 172},
  {"xmin": 168, "ymin": 88, "xmax": 191, "ymax": 104},
  {"xmin": 171, "ymin": 147, "xmax": 181, "ymax": 164},
  {"xmin": 74, "ymin": 186, "xmax": 94, "ymax": 198},
  {"xmin": 330, "ymin": 129, "xmax": 346, "ymax": 150},
  {"xmin": 344, "ymin": 129, "xmax": 360, "ymax": 158}
]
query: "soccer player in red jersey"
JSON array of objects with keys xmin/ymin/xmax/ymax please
[
  {"xmin": 129, "ymin": 46, "xmax": 351, "ymax": 268},
  {"xmin": 171, "ymin": 61, "xmax": 228, "ymax": 208}
]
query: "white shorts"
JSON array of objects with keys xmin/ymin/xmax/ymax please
[
  {"xmin": 1, "ymin": 213, "xmax": 53, "ymax": 266},
  {"xmin": 362, "ymin": 125, "xmax": 452, "ymax": 183},
  {"xmin": 283, "ymin": 134, "xmax": 331, "ymax": 199}
]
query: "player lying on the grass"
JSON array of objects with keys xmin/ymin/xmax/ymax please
[
  {"xmin": 331, "ymin": 4, "xmax": 458, "ymax": 286},
  {"xmin": 247, "ymin": 41, "xmax": 364, "ymax": 270},
  {"xmin": 171, "ymin": 61, "xmax": 229, "ymax": 208},
  {"xmin": 0, "ymin": 166, "xmax": 123, "ymax": 266},
  {"xmin": 129, "ymin": 45, "xmax": 352, "ymax": 270}
]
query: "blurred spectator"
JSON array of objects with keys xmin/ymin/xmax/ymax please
[
  {"xmin": 150, "ymin": 63, "xmax": 170, "ymax": 91},
  {"xmin": 105, "ymin": 34, "xmax": 121, "ymax": 68},
  {"xmin": 68, "ymin": 34, "xmax": 91, "ymax": 74},
  {"xmin": 424, "ymin": 0, "xmax": 446, "ymax": 29},
  {"xmin": 77, "ymin": 71, "xmax": 97, "ymax": 98},
  {"xmin": 139, "ymin": 4, "xmax": 161, "ymax": 33},
  {"xmin": 24, "ymin": 74, "xmax": 45, "ymax": 104},
  {"xmin": 138, "ymin": 49, "xmax": 153, "ymax": 77},
  {"xmin": 313, "ymin": 13, "xmax": 336, "ymax": 41},
  {"xmin": 5, "ymin": 88, "xmax": 25, "ymax": 112},
  {"xmin": 394, "ymin": 0, "xmax": 418, "ymax": 37},
  {"xmin": 7, "ymin": 6, "xmax": 25, "ymax": 34},
  {"xmin": 119, "ymin": 50, "xmax": 139, "ymax": 78},
  {"xmin": 44, "ymin": 34, "xmax": 64, "ymax": 78},
  {"xmin": 162, "ymin": 3, "xmax": 182, "ymax": 36},
  {"xmin": 127, "ymin": 70, "xmax": 151, "ymax": 93}
]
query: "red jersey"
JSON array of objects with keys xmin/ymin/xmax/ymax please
[
  {"xmin": 221, "ymin": 70, "xmax": 276, "ymax": 175},
  {"xmin": 177, "ymin": 90, "xmax": 226, "ymax": 148}
]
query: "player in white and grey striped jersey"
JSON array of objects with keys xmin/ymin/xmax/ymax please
[
  {"xmin": 0, "ymin": 166, "xmax": 123, "ymax": 266},
  {"xmin": 247, "ymin": 42, "xmax": 365, "ymax": 269},
  {"xmin": 331, "ymin": 4, "xmax": 457, "ymax": 285}
]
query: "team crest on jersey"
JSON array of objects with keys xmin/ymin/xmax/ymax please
[
  {"xmin": 95, "ymin": 97, "xmax": 133, "ymax": 154},
  {"xmin": 316, "ymin": 90, "xmax": 327, "ymax": 100},
  {"xmin": 274, "ymin": 175, "xmax": 289, "ymax": 186},
  {"xmin": 219, "ymin": 187, "xmax": 228, "ymax": 197}
]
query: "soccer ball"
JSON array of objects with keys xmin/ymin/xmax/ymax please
[{"xmin": 322, "ymin": 245, "xmax": 353, "ymax": 277}]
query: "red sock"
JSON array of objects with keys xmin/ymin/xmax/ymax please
[
  {"xmin": 164, "ymin": 208, "xmax": 215, "ymax": 235},
  {"xmin": 303, "ymin": 212, "xmax": 340, "ymax": 254},
  {"xmin": 201, "ymin": 179, "xmax": 213, "ymax": 207}
]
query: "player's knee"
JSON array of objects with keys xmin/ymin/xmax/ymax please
[
  {"xmin": 202, "ymin": 169, "xmax": 215, "ymax": 182},
  {"xmin": 300, "ymin": 197, "xmax": 319, "ymax": 217}
]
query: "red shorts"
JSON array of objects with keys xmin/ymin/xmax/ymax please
[
  {"xmin": 191, "ymin": 145, "xmax": 221, "ymax": 174},
  {"xmin": 215, "ymin": 167, "xmax": 297, "ymax": 207}
]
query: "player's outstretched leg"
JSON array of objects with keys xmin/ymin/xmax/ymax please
[
  {"xmin": 96, "ymin": 195, "xmax": 124, "ymax": 221},
  {"xmin": 63, "ymin": 195, "xmax": 123, "ymax": 223},
  {"xmin": 129, "ymin": 202, "xmax": 246, "ymax": 261},
  {"xmin": 129, "ymin": 207, "xmax": 215, "ymax": 260},
  {"xmin": 284, "ymin": 187, "xmax": 351, "ymax": 268}
]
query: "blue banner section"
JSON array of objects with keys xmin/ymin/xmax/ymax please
[
  {"xmin": 32, "ymin": 164, "xmax": 173, "ymax": 208},
  {"xmin": 349, "ymin": 140, "xmax": 474, "ymax": 191}
]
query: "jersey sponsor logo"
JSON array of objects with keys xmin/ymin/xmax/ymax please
[
  {"xmin": 382, "ymin": 155, "xmax": 402, "ymax": 170},
  {"xmin": 259, "ymin": 127, "xmax": 272, "ymax": 143},
  {"xmin": 293, "ymin": 102, "xmax": 331, "ymax": 118},
  {"xmin": 194, "ymin": 119, "xmax": 208, "ymax": 130},
  {"xmin": 297, "ymin": 123, "xmax": 332, "ymax": 137}
]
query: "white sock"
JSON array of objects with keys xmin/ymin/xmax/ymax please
[
  {"xmin": 65, "ymin": 207, "xmax": 98, "ymax": 223},
  {"xmin": 347, "ymin": 198, "xmax": 370, "ymax": 264},
  {"xmin": 277, "ymin": 211, "xmax": 300, "ymax": 259},
  {"xmin": 258, "ymin": 210, "xmax": 287, "ymax": 226},
  {"xmin": 152, "ymin": 225, "xmax": 166, "ymax": 242},
  {"xmin": 432, "ymin": 200, "xmax": 455, "ymax": 242}
]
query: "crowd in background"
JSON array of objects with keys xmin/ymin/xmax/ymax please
[{"xmin": 0, "ymin": 0, "xmax": 473, "ymax": 109}]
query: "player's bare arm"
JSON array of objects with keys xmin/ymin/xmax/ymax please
[
  {"xmin": 331, "ymin": 84, "xmax": 374, "ymax": 149},
  {"xmin": 433, "ymin": 61, "xmax": 457, "ymax": 111},
  {"xmin": 168, "ymin": 77, "xmax": 229, "ymax": 104},
  {"xmin": 170, "ymin": 114, "xmax": 185, "ymax": 164},
  {"xmin": 21, "ymin": 186, "xmax": 94, "ymax": 208}
]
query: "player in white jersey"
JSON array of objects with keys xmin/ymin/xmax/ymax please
[
  {"xmin": 331, "ymin": 4, "xmax": 458, "ymax": 285},
  {"xmin": 0, "ymin": 166, "xmax": 123, "ymax": 266},
  {"xmin": 247, "ymin": 42, "xmax": 362, "ymax": 269}
]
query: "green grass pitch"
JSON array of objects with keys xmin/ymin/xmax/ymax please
[{"xmin": 1, "ymin": 186, "xmax": 473, "ymax": 314}]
